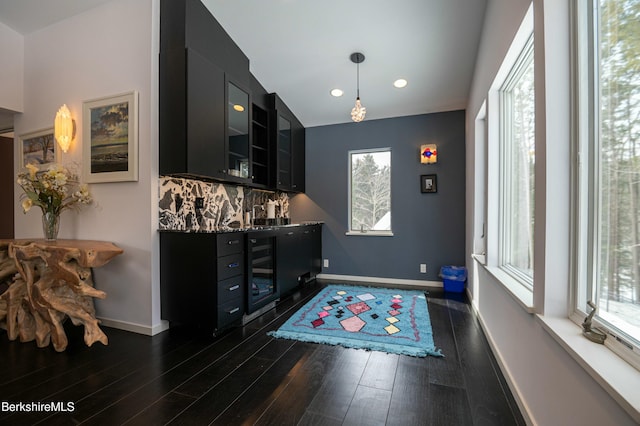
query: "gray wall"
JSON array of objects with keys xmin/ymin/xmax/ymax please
[{"xmin": 291, "ymin": 110, "xmax": 466, "ymax": 282}]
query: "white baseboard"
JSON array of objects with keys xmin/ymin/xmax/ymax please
[
  {"xmin": 98, "ymin": 317, "xmax": 170, "ymax": 336},
  {"xmin": 317, "ymin": 273, "xmax": 442, "ymax": 288},
  {"xmin": 467, "ymin": 295, "xmax": 534, "ymax": 425}
]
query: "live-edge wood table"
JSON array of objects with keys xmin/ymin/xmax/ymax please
[{"xmin": 0, "ymin": 239, "xmax": 123, "ymax": 352}]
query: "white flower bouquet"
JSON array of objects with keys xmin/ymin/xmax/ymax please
[{"xmin": 17, "ymin": 163, "xmax": 92, "ymax": 216}]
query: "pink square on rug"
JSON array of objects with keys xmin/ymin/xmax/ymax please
[
  {"xmin": 311, "ymin": 318, "xmax": 325, "ymax": 328},
  {"xmin": 392, "ymin": 298, "xmax": 402, "ymax": 303},
  {"xmin": 340, "ymin": 315, "xmax": 366, "ymax": 332},
  {"xmin": 388, "ymin": 310, "xmax": 401, "ymax": 316},
  {"xmin": 318, "ymin": 311, "xmax": 330, "ymax": 318},
  {"xmin": 346, "ymin": 301, "xmax": 371, "ymax": 315},
  {"xmin": 391, "ymin": 303, "xmax": 402, "ymax": 310}
]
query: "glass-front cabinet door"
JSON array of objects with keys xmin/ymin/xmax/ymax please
[
  {"xmin": 227, "ymin": 82, "xmax": 250, "ymax": 179},
  {"xmin": 277, "ymin": 115, "xmax": 291, "ymax": 188}
]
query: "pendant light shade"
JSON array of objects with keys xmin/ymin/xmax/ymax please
[
  {"xmin": 350, "ymin": 52, "xmax": 366, "ymax": 122},
  {"xmin": 351, "ymin": 98, "xmax": 365, "ymax": 122}
]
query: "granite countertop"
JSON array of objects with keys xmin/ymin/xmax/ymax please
[{"xmin": 158, "ymin": 221, "xmax": 323, "ymax": 234}]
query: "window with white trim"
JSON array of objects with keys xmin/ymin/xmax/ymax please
[
  {"xmin": 498, "ymin": 34, "xmax": 536, "ymax": 288},
  {"xmin": 573, "ymin": 0, "xmax": 640, "ymax": 366},
  {"xmin": 347, "ymin": 148, "xmax": 392, "ymax": 236}
]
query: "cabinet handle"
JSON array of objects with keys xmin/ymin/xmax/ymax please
[
  {"xmin": 228, "ymin": 285, "xmax": 240, "ymax": 291},
  {"xmin": 250, "ymin": 239, "xmax": 257, "ymax": 244},
  {"xmin": 228, "ymin": 307, "xmax": 240, "ymax": 314},
  {"xmin": 286, "ymin": 231, "xmax": 294, "ymax": 236},
  {"xmin": 227, "ymin": 262, "xmax": 239, "ymax": 268},
  {"xmin": 227, "ymin": 239, "xmax": 240, "ymax": 245},
  {"xmin": 304, "ymin": 231, "xmax": 310, "ymax": 234}
]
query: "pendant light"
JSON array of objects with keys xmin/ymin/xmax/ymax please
[{"xmin": 350, "ymin": 52, "xmax": 366, "ymax": 122}]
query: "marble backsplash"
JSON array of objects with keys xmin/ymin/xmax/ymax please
[{"xmin": 159, "ymin": 176, "xmax": 290, "ymax": 231}]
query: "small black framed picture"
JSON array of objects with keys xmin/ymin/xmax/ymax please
[{"xmin": 421, "ymin": 174, "xmax": 437, "ymax": 193}]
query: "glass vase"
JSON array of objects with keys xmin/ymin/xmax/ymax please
[{"xmin": 42, "ymin": 212, "xmax": 60, "ymax": 241}]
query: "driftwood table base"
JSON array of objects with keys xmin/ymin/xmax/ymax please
[{"xmin": 0, "ymin": 239, "xmax": 123, "ymax": 352}]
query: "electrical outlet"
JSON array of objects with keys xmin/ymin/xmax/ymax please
[
  {"xmin": 323, "ymin": 259, "xmax": 329, "ymax": 268},
  {"xmin": 420, "ymin": 264, "xmax": 427, "ymax": 273}
]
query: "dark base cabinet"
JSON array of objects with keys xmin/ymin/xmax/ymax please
[
  {"xmin": 160, "ymin": 224, "xmax": 321, "ymax": 336},
  {"xmin": 276, "ymin": 224, "xmax": 322, "ymax": 298},
  {"xmin": 160, "ymin": 232, "xmax": 245, "ymax": 335}
]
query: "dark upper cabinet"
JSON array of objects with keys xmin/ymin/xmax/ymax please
[
  {"xmin": 276, "ymin": 115, "xmax": 292, "ymax": 189},
  {"xmin": 160, "ymin": 47, "xmax": 226, "ymax": 179},
  {"xmin": 160, "ymin": 0, "xmax": 251, "ymax": 182},
  {"xmin": 159, "ymin": 48, "xmax": 253, "ymax": 182},
  {"xmin": 292, "ymin": 121, "xmax": 306, "ymax": 193},
  {"xmin": 269, "ymin": 94, "xmax": 305, "ymax": 193},
  {"xmin": 161, "ymin": 0, "xmax": 249, "ymax": 87},
  {"xmin": 160, "ymin": 0, "xmax": 306, "ymax": 191}
]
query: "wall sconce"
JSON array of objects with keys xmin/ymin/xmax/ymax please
[
  {"xmin": 54, "ymin": 104, "xmax": 75, "ymax": 153},
  {"xmin": 420, "ymin": 144, "xmax": 438, "ymax": 164}
]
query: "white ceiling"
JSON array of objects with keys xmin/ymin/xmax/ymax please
[
  {"xmin": 0, "ymin": 0, "xmax": 112, "ymax": 35},
  {"xmin": 0, "ymin": 0, "xmax": 487, "ymax": 128}
]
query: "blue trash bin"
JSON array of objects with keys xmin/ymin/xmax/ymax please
[{"xmin": 440, "ymin": 265, "xmax": 467, "ymax": 293}]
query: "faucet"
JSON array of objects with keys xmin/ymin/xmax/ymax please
[{"xmin": 251, "ymin": 205, "xmax": 264, "ymax": 227}]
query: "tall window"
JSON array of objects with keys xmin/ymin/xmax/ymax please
[
  {"xmin": 574, "ymin": 0, "xmax": 640, "ymax": 362},
  {"xmin": 499, "ymin": 35, "xmax": 535, "ymax": 286},
  {"xmin": 348, "ymin": 148, "xmax": 392, "ymax": 235}
]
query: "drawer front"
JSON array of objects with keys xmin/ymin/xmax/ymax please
[
  {"xmin": 217, "ymin": 297, "xmax": 244, "ymax": 328},
  {"xmin": 217, "ymin": 253, "xmax": 244, "ymax": 281},
  {"xmin": 218, "ymin": 276, "xmax": 245, "ymax": 305},
  {"xmin": 217, "ymin": 233, "xmax": 244, "ymax": 257}
]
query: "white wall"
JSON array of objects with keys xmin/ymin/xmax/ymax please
[
  {"xmin": 12, "ymin": 0, "xmax": 164, "ymax": 335},
  {"xmin": 0, "ymin": 22, "xmax": 24, "ymax": 113},
  {"xmin": 465, "ymin": 0, "xmax": 636, "ymax": 424}
]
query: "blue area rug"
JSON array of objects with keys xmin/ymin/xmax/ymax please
[{"xmin": 268, "ymin": 284, "xmax": 443, "ymax": 357}]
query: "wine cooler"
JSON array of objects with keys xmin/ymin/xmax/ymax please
[{"xmin": 246, "ymin": 231, "xmax": 279, "ymax": 314}]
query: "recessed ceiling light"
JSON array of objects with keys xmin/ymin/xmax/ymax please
[
  {"xmin": 233, "ymin": 104, "xmax": 245, "ymax": 112},
  {"xmin": 330, "ymin": 88, "xmax": 344, "ymax": 97},
  {"xmin": 393, "ymin": 79, "xmax": 408, "ymax": 88}
]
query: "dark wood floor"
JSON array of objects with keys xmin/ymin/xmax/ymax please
[{"xmin": 0, "ymin": 280, "xmax": 524, "ymax": 425}]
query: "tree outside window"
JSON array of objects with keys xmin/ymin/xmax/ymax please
[
  {"xmin": 349, "ymin": 149, "xmax": 391, "ymax": 234},
  {"xmin": 499, "ymin": 35, "xmax": 535, "ymax": 285},
  {"xmin": 576, "ymin": 0, "xmax": 640, "ymax": 346}
]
